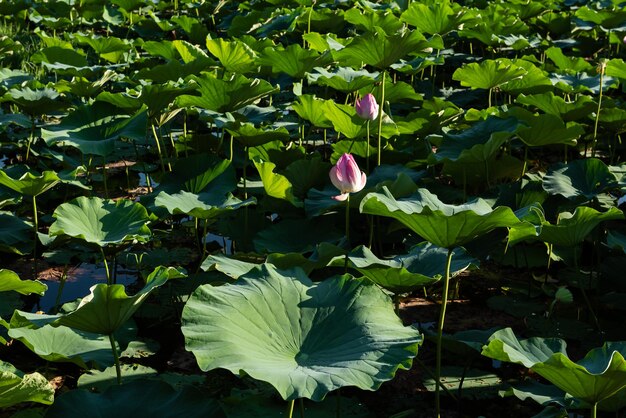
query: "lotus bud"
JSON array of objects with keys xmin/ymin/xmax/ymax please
[
  {"xmin": 355, "ymin": 93, "xmax": 379, "ymax": 121},
  {"xmin": 329, "ymin": 153, "xmax": 367, "ymax": 201}
]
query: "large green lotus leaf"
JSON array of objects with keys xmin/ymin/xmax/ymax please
[
  {"xmin": 533, "ymin": 343, "xmax": 626, "ymax": 404},
  {"xmin": 606, "ymin": 59, "xmax": 626, "ymax": 80},
  {"xmin": 176, "ymin": 74, "xmax": 277, "ymax": 113},
  {"xmin": 201, "ymin": 254, "xmax": 259, "ymax": 279},
  {"xmin": 4, "ymin": 87, "xmax": 63, "ymax": 116},
  {"xmin": 259, "ymin": 44, "xmax": 330, "ymax": 79},
  {"xmin": 607, "ymin": 231, "xmax": 626, "ymax": 253},
  {"xmin": 329, "ymin": 244, "xmax": 474, "ymax": 293},
  {"xmin": 544, "ymin": 47, "xmax": 593, "ymax": 73},
  {"xmin": 497, "ymin": 60, "xmax": 554, "ymax": 96},
  {"xmin": 41, "ymin": 103, "xmax": 148, "ymax": 156},
  {"xmin": 141, "ymin": 40, "xmax": 178, "ymax": 60},
  {"xmin": 155, "ymin": 191, "xmax": 255, "ymax": 220},
  {"xmin": 291, "ymin": 95, "xmax": 332, "ymax": 128},
  {"xmin": 181, "ymin": 265, "xmax": 421, "ymax": 401},
  {"xmin": 134, "ymin": 58, "xmax": 213, "ymax": 83},
  {"xmin": 516, "ymin": 114, "xmax": 583, "ymax": 147},
  {"xmin": 516, "ymin": 93, "xmax": 596, "ymax": 122},
  {"xmin": 0, "ymin": 361, "xmax": 54, "ymax": 408},
  {"xmin": 0, "ymin": 212, "xmax": 33, "ymax": 255},
  {"xmin": 44, "ymin": 379, "xmax": 225, "ymax": 418},
  {"xmin": 333, "ymin": 28, "xmax": 429, "ymax": 69},
  {"xmin": 30, "ymin": 46, "xmax": 88, "ymax": 68},
  {"xmin": 48, "ymin": 196, "xmax": 152, "ymax": 247},
  {"xmin": 157, "ymin": 154, "xmax": 235, "ymax": 195},
  {"xmin": 15, "ymin": 267, "xmax": 183, "ymax": 335},
  {"xmin": 307, "ymin": 67, "xmax": 378, "ymax": 94},
  {"xmin": 452, "ymin": 60, "xmax": 527, "ymax": 90},
  {"xmin": 482, "ymin": 327, "xmax": 566, "ymax": 369},
  {"xmin": 343, "ymin": 8, "xmax": 403, "ymax": 34},
  {"xmin": 543, "ymin": 158, "xmax": 618, "ymax": 201},
  {"xmin": 8, "ymin": 325, "xmax": 117, "ymax": 368},
  {"xmin": 77, "ymin": 364, "xmax": 158, "ymax": 392},
  {"xmin": 574, "ymin": 6, "xmax": 626, "ymax": 29},
  {"xmin": 323, "ymin": 101, "xmax": 366, "ymax": 139},
  {"xmin": 360, "ymin": 187, "xmax": 520, "ymax": 248},
  {"xmin": 282, "ymin": 155, "xmax": 331, "ymax": 199},
  {"xmin": 206, "ymin": 37, "xmax": 257, "ymax": 74},
  {"xmin": 137, "ymin": 83, "xmax": 196, "ymax": 118},
  {"xmin": 400, "ymin": 1, "xmax": 470, "ymax": 35},
  {"xmin": 507, "ymin": 203, "xmax": 546, "ymax": 246},
  {"xmin": 430, "ymin": 117, "xmax": 518, "ymax": 164},
  {"xmin": 0, "ymin": 269, "xmax": 46, "ymax": 296},
  {"xmin": 226, "ymin": 122, "xmax": 290, "ymax": 147},
  {"xmin": 550, "ymin": 73, "xmax": 616, "ymax": 95},
  {"xmin": 253, "ymin": 160, "xmax": 302, "ymax": 208},
  {"xmin": 0, "ymin": 170, "xmax": 59, "ymax": 197},
  {"xmin": 537, "ymin": 207, "xmax": 623, "ymax": 247}
]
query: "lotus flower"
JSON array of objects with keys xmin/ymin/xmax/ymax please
[
  {"xmin": 329, "ymin": 154, "xmax": 367, "ymax": 201},
  {"xmin": 355, "ymin": 93, "xmax": 379, "ymax": 120}
]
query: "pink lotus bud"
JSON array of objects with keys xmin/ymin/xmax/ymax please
[
  {"xmin": 329, "ymin": 153, "xmax": 367, "ymax": 201},
  {"xmin": 355, "ymin": 93, "xmax": 379, "ymax": 120}
]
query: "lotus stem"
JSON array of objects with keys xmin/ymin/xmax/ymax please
[
  {"xmin": 344, "ymin": 195, "xmax": 350, "ymax": 272},
  {"xmin": 592, "ymin": 60, "xmax": 606, "ymax": 158},
  {"xmin": 376, "ymin": 71, "xmax": 386, "ymax": 166},
  {"xmin": 435, "ymin": 248, "xmax": 454, "ymax": 418},
  {"xmin": 26, "ymin": 117, "xmax": 35, "ymax": 161},
  {"xmin": 109, "ymin": 333, "xmax": 122, "ymax": 385},
  {"xmin": 488, "ymin": 88, "xmax": 492, "ymax": 108},
  {"xmin": 101, "ymin": 247, "xmax": 111, "ymax": 285},
  {"xmin": 287, "ymin": 399, "xmax": 295, "ymax": 418},
  {"xmin": 150, "ymin": 122, "xmax": 167, "ymax": 174},
  {"xmin": 102, "ymin": 155, "xmax": 109, "ymax": 199},
  {"xmin": 591, "ymin": 402, "xmax": 597, "ymax": 418},
  {"xmin": 366, "ymin": 120, "xmax": 370, "ymax": 173},
  {"xmin": 32, "ymin": 195, "xmax": 38, "ymax": 280}
]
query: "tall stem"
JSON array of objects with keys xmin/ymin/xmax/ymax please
[
  {"xmin": 32, "ymin": 195, "xmax": 38, "ymax": 280},
  {"xmin": 376, "ymin": 71, "xmax": 386, "ymax": 166},
  {"xmin": 435, "ymin": 248, "xmax": 454, "ymax": 418},
  {"xmin": 591, "ymin": 402, "xmax": 597, "ymax": 418},
  {"xmin": 100, "ymin": 247, "xmax": 111, "ymax": 285},
  {"xmin": 365, "ymin": 120, "xmax": 370, "ymax": 173},
  {"xmin": 150, "ymin": 122, "xmax": 167, "ymax": 174},
  {"xmin": 287, "ymin": 399, "xmax": 295, "ymax": 418},
  {"xmin": 592, "ymin": 61, "xmax": 605, "ymax": 158},
  {"xmin": 344, "ymin": 194, "xmax": 350, "ymax": 272},
  {"xmin": 109, "ymin": 333, "xmax": 122, "ymax": 385}
]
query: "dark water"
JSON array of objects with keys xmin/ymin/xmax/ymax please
[{"xmin": 36, "ymin": 263, "xmax": 136, "ymax": 313}]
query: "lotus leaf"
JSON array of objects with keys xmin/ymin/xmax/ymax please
[
  {"xmin": 182, "ymin": 265, "xmax": 421, "ymax": 401},
  {"xmin": 0, "ymin": 361, "xmax": 54, "ymax": 408},
  {"xmin": 0, "ymin": 269, "xmax": 46, "ymax": 296},
  {"xmin": 542, "ymin": 158, "xmax": 618, "ymax": 201},
  {"xmin": 538, "ymin": 206, "xmax": 623, "ymax": 247},
  {"xmin": 48, "ymin": 196, "xmax": 152, "ymax": 247},
  {"xmin": 206, "ymin": 37, "xmax": 257, "ymax": 74},
  {"xmin": 483, "ymin": 328, "xmax": 626, "ymax": 405},
  {"xmin": 360, "ymin": 187, "xmax": 520, "ymax": 248},
  {"xmin": 155, "ymin": 191, "xmax": 256, "ymax": 220}
]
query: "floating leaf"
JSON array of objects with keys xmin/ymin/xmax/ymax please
[{"xmin": 182, "ymin": 265, "xmax": 421, "ymax": 401}]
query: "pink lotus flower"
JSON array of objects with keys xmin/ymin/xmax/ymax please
[
  {"xmin": 355, "ymin": 93, "xmax": 379, "ymax": 120},
  {"xmin": 329, "ymin": 153, "xmax": 367, "ymax": 201}
]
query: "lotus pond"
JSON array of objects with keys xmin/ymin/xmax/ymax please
[{"xmin": 1, "ymin": 0, "xmax": 626, "ymax": 417}]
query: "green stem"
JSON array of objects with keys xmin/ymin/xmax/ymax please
[
  {"xmin": 366, "ymin": 120, "xmax": 370, "ymax": 173},
  {"xmin": 591, "ymin": 402, "xmax": 597, "ymax": 418},
  {"xmin": 435, "ymin": 248, "xmax": 454, "ymax": 418},
  {"xmin": 376, "ymin": 71, "xmax": 386, "ymax": 166},
  {"xmin": 287, "ymin": 399, "xmax": 295, "ymax": 418},
  {"xmin": 344, "ymin": 194, "xmax": 350, "ymax": 273},
  {"xmin": 488, "ymin": 88, "xmax": 492, "ymax": 108},
  {"xmin": 32, "ymin": 195, "xmax": 38, "ymax": 280},
  {"xmin": 151, "ymin": 123, "xmax": 167, "ymax": 174},
  {"xmin": 521, "ymin": 146, "xmax": 528, "ymax": 178},
  {"xmin": 102, "ymin": 155, "xmax": 109, "ymax": 199},
  {"xmin": 592, "ymin": 61, "xmax": 605, "ymax": 158},
  {"xmin": 109, "ymin": 333, "xmax": 122, "ymax": 385},
  {"xmin": 101, "ymin": 247, "xmax": 111, "ymax": 285}
]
